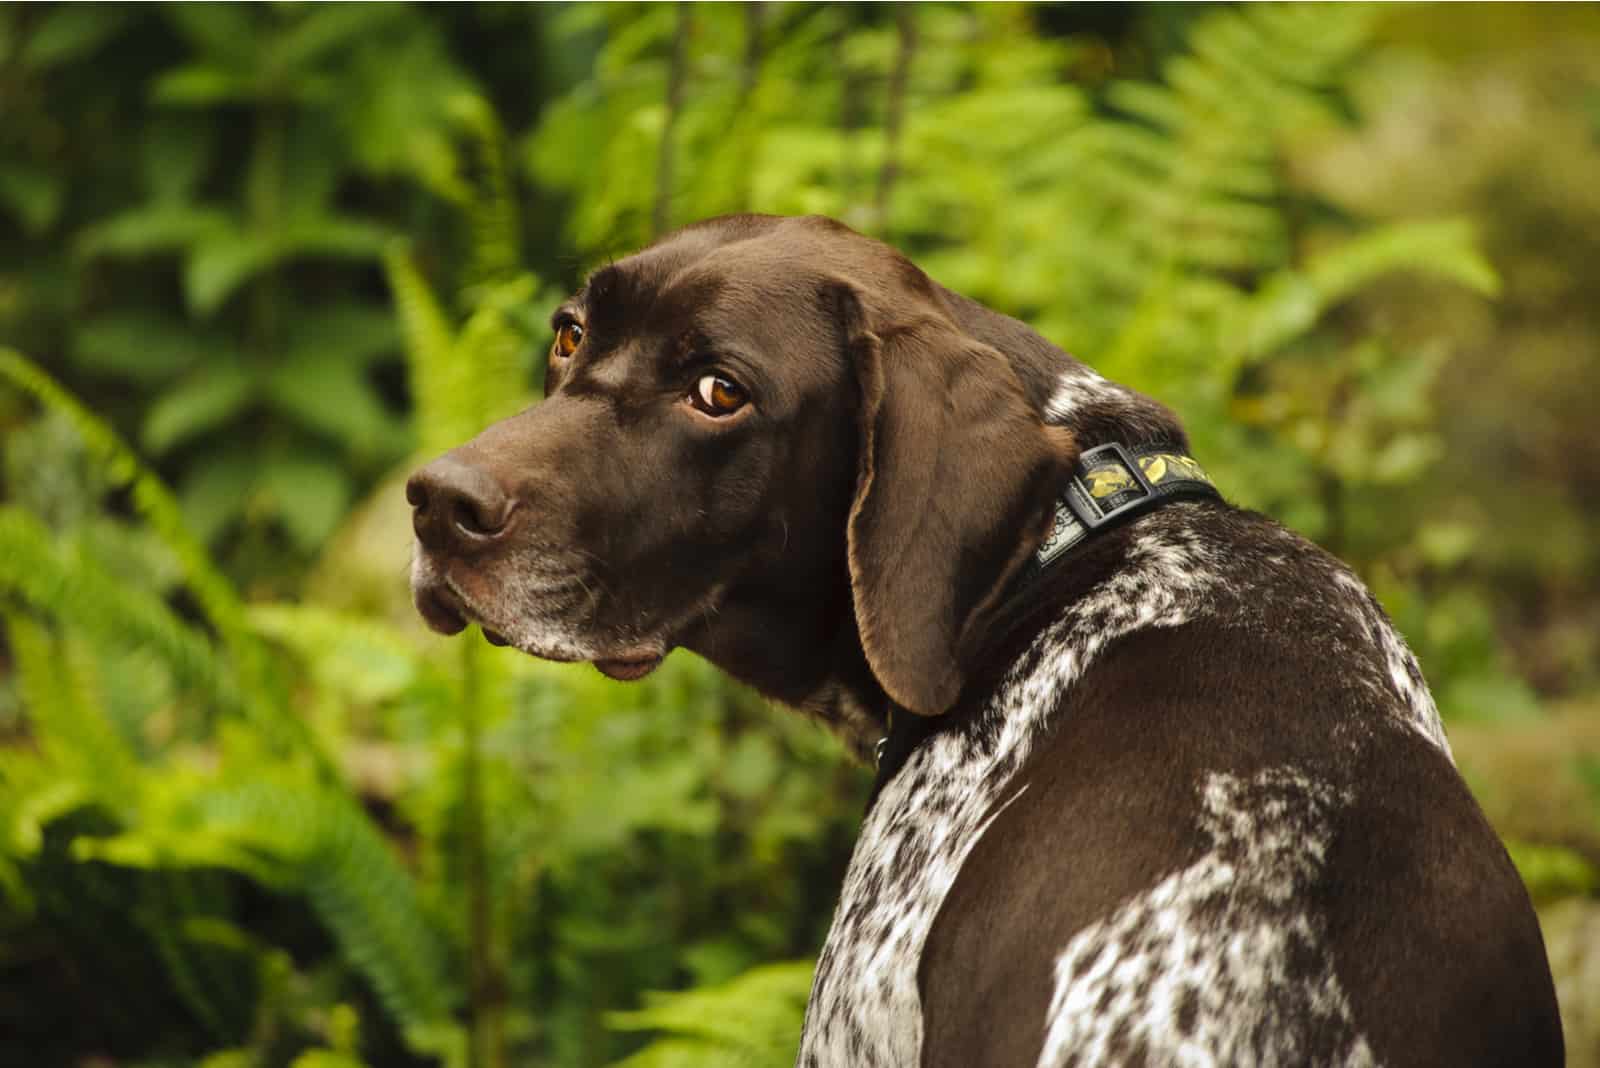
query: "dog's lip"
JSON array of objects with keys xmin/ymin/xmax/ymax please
[
  {"xmin": 593, "ymin": 653, "xmax": 665, "ymax": 681},
  {"xmin": 416, "ymin": 586, "xmax": 469, "ymax": 636}
]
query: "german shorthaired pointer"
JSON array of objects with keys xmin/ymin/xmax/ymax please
[{"xmin": 407, "ymin": 214, "xmax": 1562, "ymax": 1066}]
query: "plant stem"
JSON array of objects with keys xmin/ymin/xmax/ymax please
[
  {"xmin": 654, "ymin": 3, "xmax": 691, "ymax": 239},
  {"xmin": 735, "ymin": 1, "xmax": 766, "ymax": 211},
  {"xmin": 874, "ymin": 6, "xmax": 917, "ymax": 235},
  {"xmin": 461, "ymin": 637, "xmax": 505, "ymax": 1068}
]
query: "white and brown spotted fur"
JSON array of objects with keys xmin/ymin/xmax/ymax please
[
  {"xmin": 407, "ymin": 215, "xmax": 1562, "ymax": 1067},
  {"xmin": 801, "ymin": 497, "xmax": 1446, "ymax": 1065}
]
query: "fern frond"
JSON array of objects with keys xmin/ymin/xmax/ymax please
[
  {"xmin": 0, "ymin": 347, "xmax": 245, "ymax": 644},
  {"xmin": 80, "ymin": 776, "xmax": 458, "ymax": 1048},
  {"xmin": 0, "ymin": 745, "xmax": 88, "ymax": 911},
  {"xmin": 606, "ymin": 961, "xmax": 814, "ymax": 1068},
  {"xmin": 384, "ymin": 247, "xmax": 469, "ymax": 459},
  {"xmin": 5, "ymin": 613, "xmax": 143, "ymax": 805},
  {"xmin": 0, "ymin": 508, "xmax": 237, "ymax": 710},
  {"xmin": 0, "ymin": 349, "xmax": 329, "ymax": 761},
  {"xmin": 1233, "ymin": 218, "xmax": 1499, "ymax": 365},
  {"xmin": 446, "ymin": 93, "xmax": 523, "ymax": 291},
  {"xmin": 247, "ymin": 603, "xmax": 448, "ymax": 705},
  {"xmin": 384, "ymin": 249, "xmax": 535, "ymax": 459}
]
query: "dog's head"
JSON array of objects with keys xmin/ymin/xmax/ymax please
[{"xmin": 408, "ymin": 214, "xmax": 1078, "ymax": 745}]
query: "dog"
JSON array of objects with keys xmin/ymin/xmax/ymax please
[{"xmin": 407, "ymin": 214, "xmax": 1562, "ymax": 1066}]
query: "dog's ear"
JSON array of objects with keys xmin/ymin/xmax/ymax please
[{"xmin": 835, "ymin": 283, "xmax": 1077, "ymax": 717}]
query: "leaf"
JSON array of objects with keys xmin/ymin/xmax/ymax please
[
  {"xmin": 264, "ymin": 355, "xmax": 401, "ymax": 454},
  {"xmin": 179, "ymin": 448, "xmax": 255, "ymax": 546},
  {"xmin": 163, "ymin": 4, "xmax": 260, "ymax": 68},
  {"xmin": 142, "ymin": 365, "xmax": 256, "ymax": 455},
  {"xmin": 152, "ymin": 63, "xmax": 261, "ymax": 107},
  {"xmin": 77, "ymin": 206, "xmax": 232, "ymax": 258},
  {"xmin": 1304, "ymin": 218, "xmax": 1501, "ymax": 302},
  {"xmin": 606, "ymin": 961, "xmax": 813, "ymax": 1067},
  {"xmin": 21, "ymin": 5, "xmax": 136, "ymax": 68},
  {"xmin": 184, "ymin": 233, "xmax": 282, "ymax": 317},
  {"xmin": 1235, "ymin": 219, "xmax": 1499, "ymax": 362},
  {"xmin": 283, "ymin": 216, "xmax": 396, "ymax": 258},
  {"xmin": 0, "ymin": 348, "xmax": 249, "ymax": 646},
  {"xmin": 290, "ymin": 1053, "xmax": 368, "ymax": 1068},
  {"xmin": 6, "ymin": 615, "xmax": 144, "ymax": 807},
  {"xmin": 0, "ymin": 511, "xmax": 235, "ymax": 711},
  {"xmin": 179, "ymin": 215, "xmax": 392, "ymax": 316},
  {"xmin": 0, "ymin": 163, "xmax": 63, "ymax": 234},
  {"xmin": 142, "ymin": 112, "xmax": 218, "ymax": 204},
  {"xmin": 273, "ymin": 3, "xmax": 407, "ymax": 73},
  {"xmin": 248, "ymin": 604, "xmax": 430, "ymax": 705},
  {"xmin": 71, "ymin": 313, "xmax": 222, "ymax": 383},
  {"xmin": 257, "ymin": 455, "xmax": 352, "ymax": 551},
  {"xmin": 1, "ymin": 346, "xmax": 343, "ymax": 759},
  {"xmin": 91, "ymin": 778, "xmax": 459, "ymax": 1039},
  {"xmin": 284, "ymin": 303, "xmax": 400, "ymax": 368},
  {"xmin": 383, "ymin": 246, "xmax": 462, "ymax": 457}
]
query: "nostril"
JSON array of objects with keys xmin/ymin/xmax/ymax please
[
  {"xmin": 450, "ymin": 496, "xmax": 512, "ymax": 539},
  {"xmin": 405, "ymin": 477, "xmax": 429, "ymax": 510}
]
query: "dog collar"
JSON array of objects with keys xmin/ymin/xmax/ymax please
[
  {"xmin": 1032, "ymin": 442, "xmax": 1219, "ymax": 570},
  {"xmin": 869, "ymin": 442, "xmax": 1221, "ymax": 797}
]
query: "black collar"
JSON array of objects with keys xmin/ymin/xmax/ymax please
[{"xmin": 868, "ymin": 442, "xmax": 1221, "ymax": 799}]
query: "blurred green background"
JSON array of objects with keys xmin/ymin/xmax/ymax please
[{"xmin": 1, "ymin": 3, "xmax": 1598, "ymax": 1066}]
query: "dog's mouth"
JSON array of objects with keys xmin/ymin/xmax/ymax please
[{"xmin": 414, "ymin": 577, "xmax": 664, "ymax": 680}]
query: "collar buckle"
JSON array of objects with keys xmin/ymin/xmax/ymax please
[{"xmin": 1063, "ymin": 442, "xmax": 1158, "ymax": 532}]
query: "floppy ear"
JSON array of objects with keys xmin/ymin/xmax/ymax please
[{"xmin": 839, "ymin": 285, "xmax": 1077, "ymax": 717}]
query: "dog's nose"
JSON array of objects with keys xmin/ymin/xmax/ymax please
[{"xmin": 406, "ymin": 456, "xmax": 517, "ymax": 553}]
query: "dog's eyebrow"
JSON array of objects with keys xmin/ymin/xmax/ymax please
[{"xmin": 586, "ymin": 264, "xmax": 623, "ymax": 300}]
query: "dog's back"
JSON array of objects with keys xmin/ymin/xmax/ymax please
[{"xmin": 803, "ymin": 503, "xmax": 1561, "ymax": 1067}]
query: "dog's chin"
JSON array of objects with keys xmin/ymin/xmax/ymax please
[
  {"xmin": 480, "ymin": 619, "xmax": 666, "ymax": 681},
  {"xmin": 412, "ymin": 578, "xmax": 668, "ymax": 681}
]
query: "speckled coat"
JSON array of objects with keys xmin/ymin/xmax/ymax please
[{"xmin": 797, "ymin": 370, "xmax": 1561, "ymax": 1067}]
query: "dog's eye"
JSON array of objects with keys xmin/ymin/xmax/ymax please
[
  {"xmin": 554, "ymin": 321, "xmax": 584, "ymax": 359},
  {"xmin": 689, "ymin": 373, "xmax": 748, "ymax": 417}
]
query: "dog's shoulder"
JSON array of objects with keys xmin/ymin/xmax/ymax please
[{"xmin": 914, "ymin": 503, "xmax": 1561, "ymax": 1067}]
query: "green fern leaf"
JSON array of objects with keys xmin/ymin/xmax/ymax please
[
  {"xmin": 383, "ymin": 247, "xmax": 463, "ymax": 459},
  {"xmin": 0, "ymin": 349, "xmax": 328, "ymax": 761},
  {"xmin": 0, "ymin": 509, "xmax": 236, "ymax": 710},
  {"xmin": 84, "ymin": 777, "xmax": 459, "ymax": 1046},
  {"xmin": 0, "ymin": 349, "xmax": 244, "ymax": 637},
  {"xmin": 606, "ymin": 962, "xmax": 814, "ymax": 1068}
]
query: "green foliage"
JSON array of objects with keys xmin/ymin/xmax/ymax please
[
  {"xmin": 1508, "ymin": 841, "xmax": 1600, "ymax": 906},
  {"xmin": 606, "ymin": 961, "xmax": 814, "ymax": 1068},
  {"xmin": 79, "ymin": 777, "xmax": 457, "ymax": 1046}
]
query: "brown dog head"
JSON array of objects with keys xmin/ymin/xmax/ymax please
[{"xmin": 407, "ymin": 214, "xmax": 1081, "ymax": 753}]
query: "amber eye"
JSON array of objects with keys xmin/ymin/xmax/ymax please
[
  {"xmin": 688, "ymin": 373, "xmax": 748, "ymax": 417},
  {"xmin": 554, "ymin": 320, "xmax": 584, "ymax": 359}
]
